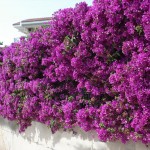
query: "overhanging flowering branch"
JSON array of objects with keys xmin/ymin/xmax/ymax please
[{"xmin": 0, "ymin": 0, "xmax": 149, "ymax": 144}]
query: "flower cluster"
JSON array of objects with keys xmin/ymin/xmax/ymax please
[{"xmin": 0, "ymin": 0, "xmax": 149, "ymax": 144}]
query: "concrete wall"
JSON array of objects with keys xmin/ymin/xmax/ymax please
[{"xmin": 0, "ymin": 117, "xmax": 149, "ymax": 150}]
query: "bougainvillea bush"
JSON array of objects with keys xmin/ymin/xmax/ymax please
[{"xmin": 0, "ymin": 0, "xmax": 149, "ymax": 144}]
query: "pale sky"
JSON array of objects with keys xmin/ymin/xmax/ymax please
[{"xmin": 0, "ymin": 0, "xmax": 93, "ymax": 46}]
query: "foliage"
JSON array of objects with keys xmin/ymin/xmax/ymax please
[{"xmin": 0, "ymin": 0, "xmax": 149, "ymax": 144}]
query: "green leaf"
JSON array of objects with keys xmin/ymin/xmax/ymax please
[
  {"xmin": 135, "ymin": 25, "xmax": 143, "ymax": 35},
  {"xmin": 68, "ymin": 96, "xmax": 74, "ymax": 101},
  {"xmin": 44, "ymin": 93, "xmax": 52, "ymax": 100},
  {"xmin": 107, "ymin": 128, "xmax": 115, "ymax": 133},
  {"xmin": 99, "ymin": 123, "xmax": 105, "ymax": 128},
  {"xmin": 50, "ymin": 119, "xmax": 55, "ymax": 127}
]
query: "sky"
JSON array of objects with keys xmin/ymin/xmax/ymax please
[{"xmin": 0, "ymin": 0, "xmax": 93, "ymax": 46}]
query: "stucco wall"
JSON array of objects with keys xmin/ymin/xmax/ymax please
[{"xmin": 0, "ymin": 117, "xmax": 149, "ymax": 150}]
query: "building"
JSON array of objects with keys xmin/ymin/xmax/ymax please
[{"xmin": 13, "ymin": 17, "xmax": 51, "ymax": 35}]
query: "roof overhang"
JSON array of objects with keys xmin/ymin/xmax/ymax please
[{"xmin": 13, "ymin": 17, "xmax": 51, "ymax": 34}]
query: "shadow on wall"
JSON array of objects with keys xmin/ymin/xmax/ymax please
[
  {"xmin": 0, "ymin": 117, "xmax": 150, "ymax": 150},
  {"xmin": 15, "ymin": 121, "xmax": 95, "ymax": 150}
]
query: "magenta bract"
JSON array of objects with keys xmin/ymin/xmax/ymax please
[{"xmin": 0, "ymin": 0, "xmax": 149, "ymax": 144}]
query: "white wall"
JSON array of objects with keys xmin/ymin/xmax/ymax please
[{"xmin": 0, "ymin": 117, "xmax": 149, "ymax": 150}]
